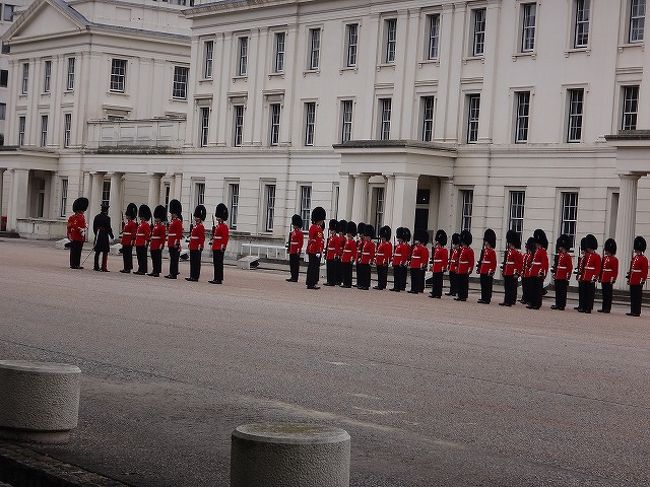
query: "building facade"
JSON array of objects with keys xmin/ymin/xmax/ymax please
[{"xmin": 1, "ymin": 0, "xmax": 649, "ymax": 288}]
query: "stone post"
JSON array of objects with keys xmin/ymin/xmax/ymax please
[
  {"xmin": 350, "ymin": 173, "xmax": 369, "ymax": 223},
  {"xmin": 614, "ymin": 173, "xmax": 641, "ymax": 290}
]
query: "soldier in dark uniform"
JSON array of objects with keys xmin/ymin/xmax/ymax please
[
  {"xmin": 92, "ymin": 203, "xmax": 114, "ymax": 272},
  {"xmin": 120, "ymin": 203, "xmax": 138, "ymax": 274},
  {"xmin": 374, "ymin": 226, "xmax": 392, "ymax": 290},
  {"xmin": 336, "ymin": 220, "xmax": 347, "ymax": 285},
  {"xmin": 134, "ymin": 205, "xmax": 152, "ymax": 275},
  {"xmin": 306, "ymin": 207, "xmax": 326, "ymax": 290},
  {"xmin": 67, "ymin": 197, "xmax": 88, "ymax": 269},
  {"xmin": 429, "ymin": 230, "xmax": 448, "ymax": 298},
  {"xmin": 355, "ymin": 223, "xmax": 366, "ymax": 287},
  {"xmin": 627, "ymin": 236, "xmax": 648, "ymax": 317},
  {"xmin": 287, "ymin": 214, "xmax": 304, "ymax": 282},
  {"xmin": 186, "ymin": 205, "xmax": 206, "ymax": 282},
  {"xmin": 148, "ymin": 205, "xmax": 167, "ymax": 277},
  {"xmin": 477, "ymin": 229, "xmax": 497, "ymax": 304},
  {"xmin": 324, "ymin": 219, "xmax": 340, "ymax": 287},
  {"xmin": 165, "ymin": 199, "xmax": 183, "ymax": 279},
  {"xmin": 209, "ymin": 203, "xmax": 230, "ymax": 285}
]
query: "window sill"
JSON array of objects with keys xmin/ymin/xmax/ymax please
[
  {"xmin": 198, "ymin": 78, "xmax": 213, "ymax": 83},
  {"xmin": 268, "ymin": 72, "xmax": 285, "ymax": 79},
  {"xmin": 232, "ymin": 75, "xmax": 248, "ymax": 81},
  {"xmin": 41, "ymin": 92, "xmax": 51, "ymax": 96},
  {"xmin": 512, "ymin": 51, "xmax": 536, "ymax": 61},
  {"xmin": 376, "ymin": 63, "xmax": 396, "ymax": 71},
  {"xmin": 463, "ymin": 56, "xmax": 485, "ymax": 64},
  {"xmin": 564, "ymin": 47, "xmax": 590, "ymax": 57},
  {"xmin": 170, "ymin": 97, "xmax": 188, "ymax": 103},
  {"xmin": 64, "ymin": 90, "xmax": 74, "ymax": 94},
  {"xmin": 303, "ymin": 69, "xmax": 320, "ymax": 77},
  {"xmin": 339, "ymin": 66, "xmax": 358, "ymax": 73},
  {"xmin": 418, "ymin": 59, "xmax": 440, "ymax": 68},
  {"xmin": 618, "ymin": 42, "xmax": 643, "ymax": 52},
  {"xmin": 107, "ymin": 90, "xmax": 128, "ymax": 97}
]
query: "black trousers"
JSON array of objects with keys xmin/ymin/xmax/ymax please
[
  {"xmin": 94, "ymin": 251, "xmax": 109, "ymax": 271},
  {"xmin": 601, "ymin": 282, "xmax": 613, "ymax": 312},
  {"xmin": 289, "ymin": 254, "xmax": 300, "ymax": 281},
  {"xmin": 521, "ymin": 277, "xmax": 530, "ymax": 304},
  {"xmin": 357, "ymin": 263, "xmax": 371, "ymax": 289},
  {"xmin": 448, "ymin": 272, "xmax": 458, "ymax": 296},
  {"xmin": 136, "ymin": 246, "xmax": 148, "ymax": 274},
  {"xmin": 122, "ymin": 245, "xmax": 133, "ymax": 271},
  {"xmin": 584, "ymin": 281, "xmax": 596, "ymax": 312},
  {"xmin": 212, "ymin": 249, "xmax": 224, "ymax": 282},
  {"xmin": 480, "ymin": 274, "xmax": 493, "ymax": 303},
  {"xmin": 151, "ymin": 249, "xmax": 162, "ymax": 275},
  {"xmin": 342, "ymin": 262, "xmax": 353, "ymax": 287},
  {"xmin": 530, "ymin": 276, "xmax": 544, "ymax": 309},
  {"xmin": 326, "ymin": 259, "xmax": 338, "ymax": 285},
  {"xmin": 630, "ymin": 284, "xmax": 643, "ymax": 315},
  {"xmin": 336, "ymin": 257, "xmax": 344, "ymax": 284},
  {"xmin": 69, "ymin": 240, "xmax": 83, "ymax": 268},
  {"xmin": 430, "ymin": 272, "xmax": 443, "ymax": 297},
  {"xmin": 377, "ymin": 265, "xmax": 389, "ymax": 289},
  {"xmin": 577, "ymin": 281, "xmax": 585, "ymax": 310},
  {"xmin": 457, "ymin": 273, "xmax": 469, "ymax": 300},
  {"xmin": 306, "ymin": 254, "xmax": 321, "ymax": 287},
  {"xmin": 168, "ymin": 246, "xmax": 180, "ymax": 276},
  {"xmin": 503, "ymin": 275, "xmax": 517, "ymax": 305},
  {"xmin": 393, "ymin": 266, "xmax": 407, "ymax": 291},
  {"xmin": 555, "ymin": 279, "xmax": 568, "ymax": 309},
  {"xmin": 410, "ymin": 268, "xmax": 424, "ymax": 293},
  {"xmin": 189, "ymin": 249, "xmax": 202, "ymax": 280}
]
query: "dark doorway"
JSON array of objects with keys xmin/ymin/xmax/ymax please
[{"xmin": 414, "ymin": 208, "xmax": 429, "ymax": 239}]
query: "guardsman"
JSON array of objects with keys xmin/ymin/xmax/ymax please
[
  {"xmin": 429, "ymin": 230, "xmax": 448, "ymax": 299},
  {"xmin": 120, "ymin": 203, "xmax": 138, "ymax": 274},
  {"xmin": 627, "ymin": 236, "xmax": 648, "ymax": 317},
  {"xmin": 550, "ymin": 234, "xmax": 573, "ymax": 311},
  {"xmin": 92, "ymin": 203, "xmax": 114, "ymax": 272},
  {"xmin": 134, "ymin": 205, "xmax": 152, "ymax": 275},
  {"xmin": 527, "ymin": 229, "xmax": 549, "ymax": 310},
  {"xmin": 477, "ymin": 229, "xmax": 497, "ymax": 304},
  {"xmin": 574, "ymin": 237, "xmax": 587, "ymax": 311},
  {"xmin": 520, "ymin": 237, "xmax": 535, "ymax": 305},
  {"xmin": 148, "ymin": 205, "xmax": 167, "ymax": 277},
  {"xmin": 446, "ymin": 233, "xmax": 461, "ymax": 296},
  {"xmin": 500, "ymin": 230, "xmax": 523, "ymax": 307},
  {"xmin": 355, "ymin": 223, "xmax": 366, "ymax": 287},
  {"xmin": 306, "ymin": 207, "xmax": 326, "ymax": 290},
  {"xmin": 408, "ymin": 229, "xmax": 429, "ymax": 294},
  {"xmin": 335, "ymin": 220, "xmax": 347, "ymax": 285},
  {"xmin": 390, "ymin": 228, "xmax": 411, "ymax": 292},
  {"xmin": 598, "ymin": 238, "xmax": 618, "ymax": 314},
  {"xmin": 324, "ymin": 219, "xmax": 340, "ymax": 287},
  {"xmin": 286, "ymin": 214, "xmax": 304, "ymax": 283},
  {"xmin": 374, "ymin": 226, "xmax": 392, "ymax": 290},
  {"xmin": 578, "ymin": 234, "xmax": 600, "ymax": 313},
  {"xmin": 340, "ymin": 221, "xmax": 357, "ymax": 288},
  {"xmin": 186, "ymin": 205, "xmax": 206, "ymax": 282},
  {"xmin": 67, "ymin": 197, "xmax": 88, "ymax": 269},
  {"xmin": 456, "ymin": 230, "xmax": 474, "ymax": 302},
  {"xmin": 209, "ymin": 203, "xmax": 229, "ymax": 285},
  {"xmin": 165, "ymin": 199, "xmax": 183, "ymax": 279},
  {"xmin": 357, "ymin": 224, "xmax": 376, "ymax": 290}
]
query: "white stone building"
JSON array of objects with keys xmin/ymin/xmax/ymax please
[{"xmin": 1, "ymin": 0, "xmax": 650, "ymax": 288}]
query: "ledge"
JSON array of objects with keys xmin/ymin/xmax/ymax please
[
  {"xmin": 333, "ymin": 139, "xmax": 457, "ymax": 153},
  {"xmin": 605, "ymin": 130, "xmax": 650, "ymax": 141}
]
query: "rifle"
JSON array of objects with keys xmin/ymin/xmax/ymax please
[
  {"xmin": 551, "ymin": 251, "xmax": 559, "ymax": 277},
  {"xmin": 476, "ymin": 243, "xmax": 485, "ymax": 274},
  {"xmin": 211, "ymin": 214, "xmax": 216, "ymax": 246}
]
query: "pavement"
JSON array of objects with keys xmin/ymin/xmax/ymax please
[{"xmin": 0, "ymin": 239, "xmax": 648, "ymax": 487}]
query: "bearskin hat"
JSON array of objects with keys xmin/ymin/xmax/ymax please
[
  {"xmin": 194, "ymin": 204, "xmax": 206, "ymax": 221},
  {"xmin": 125, "ymin": 202, "xmax": 138, "ymax": 219},
  {"xmin": 346, "ymin": 220, "xmax": 357, "ymax": 236},
  {"xmin": 329, "ymin": 219, "xmax": 338, "ymax": 231},
  {"xmin": 483, "ymin": 228, "xmax": 497, "ymax": 249},
  {"xmin": 153, "ymin": 205, "xmax": 167, "ymax": 222},
  {"xmin": 169, "ymin": 199, "xmax": 182, "ymax": 217},
  {"xmin": 215, "ymin": 203, "xmax": 228, "ymax": 221},
  {"xmin": 604, "ymin": 238, "xmax": 617, "ymax": 255},
  {"xmin": 336, "ymin": 219, "xmax": 347, "ymax": 233},
  {"xmin": 634, "ymin": 235, "xmax": 647, "ymax": 253},
  {"xmin": 451, "ymin": 233, "xmax": 461, "ymax": 246},
  {"xmin": 506, "ymin": 229, "xmax": 522, "ymax": 249},
  {"xmin": 526, "ymin": 237, "xmax": 536, "ymax": 252},
  {"xmin": 357, "ymin": 222, "xmax": 366, "ymax": 236},
  {"xmin": 72, "ymin": 197, "xmax": 89, "ymax": 212},
  {"xmin": 291, "ymin": 214, "xmax": 303, "ymax": 228},
  {"xmin": 460, "ymin": 230, "xmax": 472, "ymax": 246},
  {"xmin": 556, "ymin": 234, "xmax": 571, "ymax": 252},
  {"xmin": 395, "ymin": 227, "xmax": 406, "ymax": 241},
  {"xmin": 379, "ymin": 225, "xmax": 391, "ymax": 240},
  {"xmin": 415, "ymin": 229, "xmax": 429, "ymax": 245},
  {"xmin": 311, "ymin": 206, "xmax": 326, "ymax": 223},
  {"xmin": 100, "ymin": 203, "xmax": 110, "ymax": 212},
  {"xmin": 402, "ymin": 227, "xmax": 412, "ymax": 243},
  {"xmin": 533, "ymin": 229, "xmax": 548, "ymax": 249},
  {"xmin": 364, "ymin": 224, "xmax": 375, "ymax": 238},
  {"xmin": 138, "ymin": 204, "xmax": 152, "ymax": 221},
  {"xmin": 435, "ymin": 229, "xmax": 448, "ymax": 246},
  {"xmin": 579, "ymin": 237, "xmax": 587, "ymax": 252},
  {"xmin": 585, "ymin": 233, "xmax": 598, "ymax": 251}
]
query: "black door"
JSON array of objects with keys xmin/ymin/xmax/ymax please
[{"xmin": 414, "ymin": 208, "xmax": 429, "ymax": 239}]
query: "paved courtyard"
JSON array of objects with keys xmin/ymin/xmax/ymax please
[{"xmin": 0, "ymin": 239, "xmax": 648, "ymax": 487}]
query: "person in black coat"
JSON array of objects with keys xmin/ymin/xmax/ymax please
[{"xmin": 93, "ymin": 204, "xmax": 114, "ymax": 272}]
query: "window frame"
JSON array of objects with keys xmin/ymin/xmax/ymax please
[
  {"xmin": 40, "ymin": 114, "xmax": 48, "ymax": 147},
  {"xmin": 21, "ymin": 62, "xmax": 29, "ymax": 94},
  {"xmin": 559, "ymin": 191, "xmax": 579, "ymax": 250},
  {"xmin": 520, "ymin": 3, "xmax": 537, "ymax": 53},
  {"xmin": 304, "ymin": 102, "xmax": 316, "ymax": 146},
  {"xmin": 3, "ymin": 4, "xmax": 14, "ymax": 22},
  {"xmin": 514, "ymin": 90, "xmax": 531, "ymax": 143},
  {"xmin": 110, "ymin": 58, "xmax": 127, "ymax": 93},
  {"xmin": 59, "ymin": 178, "xmax": 69, "ymax": 218},
  {"xmin": 269, "ymin": 103, "xmax": 281, "ymax": 146},
  {"xmin": 43, "ymin": 60, "xmax": 52, "ymax": 93},
  {"xmin": 629, "ymin": 0, "xmax": 646, "ymax": 43},
  {"xmin": 466, "ymin": 94, "xmax": 481, "ymax": 143},
  {"xmin": 0, "ymin": 69, "xmax": 8, "ymax": 88},
  {"xmin": 194, "ymin": 181, "xmax": 205, "ymax": 207},
  {"xmin": 345, "ymin": 23, "xmax": 359, "ymax": 68},
  {"xmin": 508, "ymin": 190, "xmax": 526, "ymax": 239},
  {"xmin": 374, "ymin": 186, "xmax": 385, "ymax": 232},
  {"xmin": 426, "ymin": 14, "xmax": 441, "ymax": 61},
  {"xmin": 237, "ymin": 36, "xmax": 249, "ymax": 77},
  {"xmin": 621, "ymin": 85, "xmax": 640, "ymax": 131},
  {"xmin": 66, "ymin": 57, "xmax": 75, "ymax": 91},
  {"xmin": 340, "ymin": 99, "xmax": 353, "ymax": 143},
  {"xmin": 172, "ymin": 65, "xmax": 189, "ymax": 100},
  {"xmin": 421, "ymin": 96, "xmax": 435, "ymax": 142},
  {"xmin": 384, "ymin": 18, "xmax": 397, "ymax": 64},
  {"xmin": 203, "ymin": 40, "xmax": 214, "ymax": 79},
  {"xmin": 199, "ymin": 107, "xmax": 210, "ymax": 147},
  {"xmin": 0, "ymin": 103, "xmax": 5, "ymax": 122},
  {"xmin": 233, "ymin": 104, "xmax": 245, "ymax": 147},
  {"xmin": 471, "ymin": 8, "xmax": 487, "ymax": 57},
  {"xmin": 229, "ymin": 183, "xmax": 240, "ymax": 230},
  {"xmin": 379, "ymin": 98, "xmax": 392, "ymax": 141},
  {"xmin": 18, "ymin": 116, "xmax": 25, "ymax": 146},
  {"xmin": 573, "ymin": 0, "xmax": 590, "ymax": 49},
  {"xmin": 264, "ymin": 183, "xmax": 276, "ymax": 232},
  {"xmin": 63, "ymin": 113, "xmax": 72, "ymax": 148},
  {"xmin": 299, "ymin": 185, "xmax": 312, "ymax": 231},
  {"xmin": 273, "ymin": 32, "xmax": 286, "ymax": 73},
  {"xmin": 459, "ymin": 189, "xmax": 474, "ymax": 233},
  {"xmin": 308, "ymin": 28, "xmax": 321, "ymax": 71},
  {"xmin": 566, "ymin": 88, "xmax": 584, "ymax": 143}
]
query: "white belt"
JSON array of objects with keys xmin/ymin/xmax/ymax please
[
  {"xmin": 136, "ymin": 233, "xmax": 145, "ymax": 237},
  {"xmin": 460, "ymin": 260, "xmax": 469, "ymax": 264},
  {"xmin": 506, "ymin": 261, "xmax": 515, "ymax": 265},
  {"xmin": 631, "ymin": 269, "xmax": 642, "ymax": 273},
  {"xmin": 603, "ymin": 268, "xmax": 613, "ymax": 272},
  {"xmin": 151, "ymin": 237, "xmax": 161, "ymax": 240},
  {"xmin": 168, "ymin": 233, "xmax": 177, "ymax": 237},
  {"xmin": 433, "ymin": 259, "xmax": 444, "ymax": 263},
  {"xmin": 343, "ymin": 250, "xmax": 352, "ymax": 253},
  {"xmin": 585, "ymin": 266, "xmax": 596, "ymax": 270},
  {"xmin": 557, "ymin": 266, "xmax": 567, "ymax": 269},
  {"xmin": 190, "ymin": 236, "xmax": 199, "ymax": 239},
  {"xmin": 123, "ymin": 232, "xmax": 132, "ymax": 235}
]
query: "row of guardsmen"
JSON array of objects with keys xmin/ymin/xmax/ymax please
[{"xmin": 288, "ymin": 208, "xmax": 648, "ymax": 317}]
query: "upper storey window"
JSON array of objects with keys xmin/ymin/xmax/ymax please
[
  {"xmin": 308, "ymin": 28, "xmax": 321, "ymax": 70},
  {"xmin": 629, "ymin": 0, "xmax": 646, "ymax": 43},
  {"xmin": 237, "ymin": 37, "xmax": 248, "ymax": 76},
  {"xmin": 426, "ymin": 14, "xmax": 441, "ymax": 60},
  {"xmin": 274, "ymin": 32, "xmax": 286, "ymax": 73},
  {"xmin": 203, "ymin": 41, "xmax": 213, "ymax": 79},
  {"xmin": 345, "ymin": 24, "xmax": 359, "ymax": 67},
  {"xmin": 520, "ymin": 3, "xmax": 536, "ymax": 53},
  {"xmin": 110, "ymin": 59, "xmax": 127, "ymax": 92},
  {"xmin": 573, "ymin": 0, "xmax": 590, "ymax": 48},
  {"xmin": 471, "ymin": 8, "xmax": 486, "ymax": 56},
  {"xmin": 384, "ymin": 19, "xmax": 397, "ymax": 63}
]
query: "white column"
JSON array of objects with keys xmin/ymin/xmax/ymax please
[
  {"xmin": 337, "ymin": 172, "xmax": 354, "ymax": 220},
  {"xmin": 392, "ymin": 173, "xmax": 419, "ymax": 229},
  {"xmin": 437, "ymin": 177, "xmax": 453, "ymax": 232},
  {"xmin": 614, "ymin": 173, "xmax": 641, "ymax": 290},
  {"xmin": 0, "ymin": 168, "xmax": 5, "ymax": 217},
  {"xmin": 350, "ymin": 174, "xmax": 369, "ymax": 223},
  {"xmin": 89, "ymin": 172, "xmax": 104, "ymax": 222},
  {"xmin": 8, "ymin": 169, "xmax": 29, "ymax": 231},
  {"xmin": 147, "ymin": 173, "xmax": 162, "ymax": 208},
  {"xmin": 108, "ymin": 172, "xmax": 122, "ymax": 234},
  {"xmin": 173, "ymin": 173, "xmax": 182, "ymax": 201},
  {"xmin": 382, "ymin": 174, "xmax": 395, "ymax": 230},
  {"xmin": 82, "ymin": 171, "xmax": 92, "ymax": 199}
]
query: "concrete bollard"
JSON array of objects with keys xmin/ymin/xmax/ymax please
[
  {"xmin": 0, "ymin": 360, "xmax": 81, "ymax": 444},
  {"xmin": 230, "ymin": 423, "xmax": 351, "ymax": 487}
]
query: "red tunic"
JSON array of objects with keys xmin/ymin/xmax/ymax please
[
  {"xmin": 392, "ymin": 243, "xmax": 410, "ymax": 267},
  {"xmin": 529, "ymin": 248, "xmax": 549, "ymax": 278},
  {"xmin": 211, "ymin": 222, "xmax": 229, "ymax": 251},
  {"xmin": 306, "ymin": 224, "xmax": 324, "ymax": 255},
  {"xmin": 580, "ymin": 251, "xmax": 601, "ymax": 282},
  {"xmin": 337, "ymin": 234, "xmax": 346, "ymax": 259},
  {"xmin": 326, "ymin": 234, "xmax": 341, "ymax": 261},
  {"xmin": 523, "ymin": 252, "xmax": 534, "ymax": 278},
  {"xmin": 341, "ymin": 237, "xmax": 357, "ymax": 263},
  {"xmin": 409, "ymin": 244, "xmax": 427, "ymax": 269},
  {"xmin": 135, "ymin": 221, "xmax": 151, "ymax": 247},
  {"xmin": 360, "ymin": 240, "xmax": 376, "ymax": 265},
  {"xmin": 628, "ymin": 254, "xmax": 648, "ymax": 285},
  {"xmin": 289, "ymin": 228, "xmax": 304, "ymax": 255},
  {"xmin": 449, "ymin": 248, "xmax": 460, "ymax": 273},
  {"xmin": 479, "ymin": 247, "xmax": 497, "ymax": 275},
  {"xmin": 121, "ymin": 219, "xmax": 138, "ymax": 246},
  {"xmin": 502, "ymin": 249, "xmax": 523, "ymax": 277},
  {"xmin": 67, "ymin": 213, "xmax": 86, "ymax": 242},
  {"xmin": 188, "ymin": 223, "xmax": 205, "ymax": 251},
  {"xmin": 553, "ymin": 251, "xmax": 573, "ymax": 281},
  {"xmin": 457, "ymin": 247, "xmax": 475, "ymax": 275},
  {"xmin": 375, "ymin": 241, "xmax": 392, "ymax": 266},
  {"xmin": 150, "ymin": 222, "xmax": 166, "ymax": 251},
  {"xmin": 599, "ymin": 255, "xmax": 618, "ymax": 284},
  {"xmin": 167, "ymin": 217, "xmax": 184, "ymax": 249},
  {"xmin": 430, "ymin": 246, "xmax": 448, "ymax": 273}
]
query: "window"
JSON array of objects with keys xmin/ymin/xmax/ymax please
[
  {"xmin": 508, "ymin": 191, "xmax": 526, "ymax": 238},
  {"xmin": 63, "ymin": 113, "xmax": 72, "ymax": 148},
  {"xmin": 629, "ymin": 0, "xmax": 646, "ymax": 43},
  {"xmin": 299, "ymin": 185, "xmax": 312, "ymax": 231},
  {"xmin": 172, "ymin": 66, "xmax": 189, "ymax": 99},
  {"xmin": 199, "ymin": 107, "xmax": 209, "ymax": 147},
  {"xmin": 1, "ymin": 43, "xmax": 9, "ymax": 54},
  {"xmin": 472, "ymin": 9, "xmax": 486, "ymax": 56},
  {"xmin": 3, "ymin": 4, "xmax": 14, "ymax": 22},
  {"xmin": 308, "ymin": 28, "xmax": 321, "ymax": 70},
  {"xmin": 466, "ymin": 94, "xmax": 480, "ymax": 143},
  {"xmin": 264, "ymin": 184, "xmax": 276, "ymax": 232},
  {"xmin": 269, "ymin": 103, "xmax": 281, "ymax": 146},
  {"xmin": 560, "ymin": 192, "xmax": 579, "ymax": 249},
  {"xmin": 101, "ymin": 181, "xmax": 111, "ymax": 208},
  {"xmin": 567, "ymin": 88, "xmax": 584, "ymax": 143},
  {"xmin": 574, "ymin": 0, "xmax": 590, "ymax": 48},
  {"xmin": 66, "ymin": 58, "xmax": 75, "ymax": 91},
  {"xmin": 60, "ymin": 179, "xmax": 69, "ymax": 217},
  {"xmin": 341, "ymin": 100, "xmax": 353, "ymax": 143},
  {"xmin": 304, "ymin": 102, "xmax": 316, "ymax": 146},
  {"xmin": 622, "ymin": 86, "xmax": 640, "ymax": 131},
  {"xmin": 379, "ymin": 98, "xmax": 392, "ymax": 141},
  {"xmin": 18, "ymin": 116, "xmax": 25, "ymax": 146},
  {"xmin": 460, "ymin": 190, "xmax": 473, "ymax": 233},
  {"xmin": 374, "ymin": 187, "xmax": 385, "ymax": 231},
  {"xmin": 110, "ymin": 59, "xmax": 127, "ymax": 92},
  {"xmin": 0, "ymin": 70, "xmax": 7, "ymax": 87},
  {"xmin": 421, "ymin": 96, "xmax": 434, "ymax": 142},
  {"xmin": 203, "ymin": 41, "xmax": 214, "ymax": 78},
  {"xmin": 40, "ymin": 115, "xmax": 48, "ymax": 147},
  {"xmin": 43, "ymin": 60, "xmax": 52, "ymax": 93},
  {"xmin": 384, "ymin": 19, "xmax": 397, "ymax": 63},
  {"xmin": 427, "ymin": 14, "xmax": 441, "ymax": 60},
  {"xmin": 0, "ymin": 103, "xmax": 5, "ymax": 121},
  {"xmin": 233, "ymin": 105, "xmax": 244, "ymax": 146},
  {"xmin": 229, "ymin": 183, "xmax": 239, "ymax": 230},
  {"xmin": 195, "ymin": 182, "xmax": 205, "ymax": 206},
  {"xmin": 515, "ymin": 91, "xmax": 530, "ymax": 143},
  {"xmin": 345, "ymin": 24, "xmax": 359, "ymax": 67},
  {"xmin": 274, "ymin": 32, "xmax": 285, "ymax": 73},
  {"xmin": 164, "ymin": 184, "xmax": 171, "ymax": 208},
  {"xmin": 21, "ymin": 63, "xmax": 29, "ymax": 94},
  {"xmin": 238, "ymin": 37, "xmax": 248, "ymax": 76},
  {"xmin": 521, "ymin": 3, "xmax": 536, "ymax": 52}
]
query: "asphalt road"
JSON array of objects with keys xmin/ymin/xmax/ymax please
[{"xmin": 0, "ymin": 240, "xmax": 648, "ymax": 487}]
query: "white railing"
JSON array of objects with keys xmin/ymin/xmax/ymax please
[
  {"xmin": 241, "ymin": 243, "xmax": 289, "ymax": 260},
  {"xmin": 86, "ymin": 118, "xmax": 186, "ymax": 149}
]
